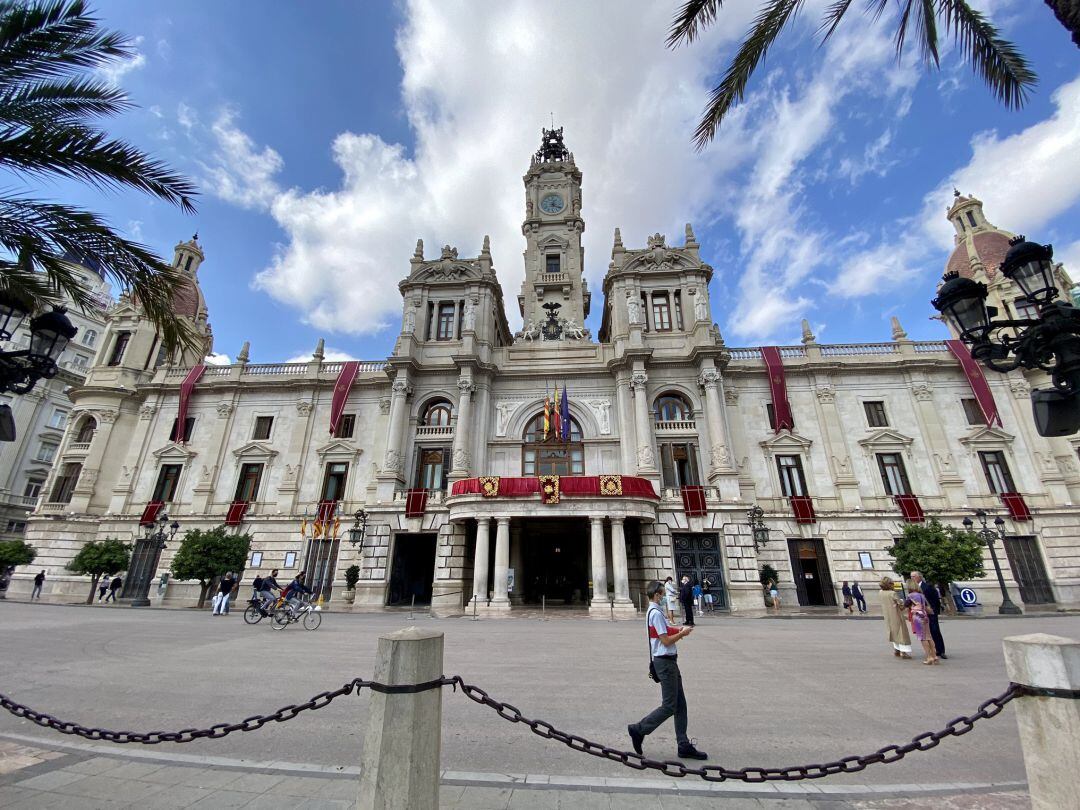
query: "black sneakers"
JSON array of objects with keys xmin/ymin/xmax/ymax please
[
  {"xmin": 627, "ymin": 724, "xmax": 644, "ymax": 756},
  {"xmin": 677, "ymin": 743, "xmax": 708, "ymax": 760}
]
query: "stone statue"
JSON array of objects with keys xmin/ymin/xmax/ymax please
[
  {"xmin": 463, "ymin": 300, "xmax": 476, "ymax": 332},
  {"xmin": 627, "ymin": 294, "xmax": 643, "ymax": 325},
  {"xmin": 586, "ymin": 399, "xmax": 611, "ymax": 434},
  {"xmin": 694, "ymin": 291, "xmax": 709, "ymax": 322},
  {"xmin": 495, "ymin": 401, "xmax": 516, "ymax": 436},
  {"xmin": 562, "ymin": 319, "xmax": 585, "ymax": 340},
  {"xmin": 403, "ymin": 303, "xmax": 416, "ymax": 334}
]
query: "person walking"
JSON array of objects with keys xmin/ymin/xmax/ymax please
[
  {"xmin": 905, "ymin": 582, "xmax": 939, "ymax": 665},
  {"xmin": 765, "ymin": 578, "xmax": 781, "ymax": 614},
  {"xmin": 663, "ymin": 576, "xmax": 678, "ymax": 622},
  {"xmin": 213, "ymin": 572, "xmax": 235, "ymax": 616},
  {"xmin": 679, "ymin": 575, "xmax": 695, "ymax": 626},
  {"xmin": 878, "ymin": 577, "xmax": 912, "ymax": 659},
  {"xmin": 911, "ymin": 571, "xmax": 946, "ymax": 659},
  {"xmin": 30, "ymin": 570, "xmax": 45, "ymax": 600},
  {"xmin": 851, "ymin": 581, "xmax": 867, "ymax": 614},
  {"xmin": 841, "ymin": 581, "xmax": 854, "ymax": 614},
  {"xmin": 105, "ymin": 575, "xmax": 122, "ymax": 602},
  {"xmin": 97, "ymin": 577, "xmax": 109, "ymax": 602},
  {"xmin": 628, "ymin": 580, "xmax": 707, "ymax": 761}
]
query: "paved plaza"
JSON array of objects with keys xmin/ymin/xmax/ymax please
[{"xmin": 0, "ymin": 602, "xmax": 1071, "ymax": 807}]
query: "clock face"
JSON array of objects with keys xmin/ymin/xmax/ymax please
[{"xmin": 540, "ymin": 193, "xmax": 564, "ymax": 214}]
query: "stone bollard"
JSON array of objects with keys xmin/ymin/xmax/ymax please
[
  {"xmin": 357, "ymin": 627, "xmax": 444, "ymax": 810},
  {"xmin": 1002, "ymin": 633, "xmax": 1080, "ymax": 810}
]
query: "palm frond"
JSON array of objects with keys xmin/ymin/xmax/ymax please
[
  {"xmin": 692, "ymin": 0, "xmax": 805, "ymax": 150},
  {"xmin": 668, "ymin": 0, "xmax": 724, "ymax": 48},
  {"xmin": 0, "ymin": 76, "xmax": 128, "ymax": 126},
  {"xmin": 0, "ymin": 126, "xmax": 196, "ymax": 212},
  {"xmin": 894, "ymin": 0, "xmax": 940, "ymax": 65},
  {"xmin": 818, "ymin": 0, "xmax": 855, "ymax": 42},
  {"xmin": 939, "ymin": 0, "xmax": 1036, "ymax": 108}
]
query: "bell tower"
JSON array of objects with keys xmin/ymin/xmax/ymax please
[{"xmin": 518, "ymin": 128, "xmax": 590, "ymax": 340}]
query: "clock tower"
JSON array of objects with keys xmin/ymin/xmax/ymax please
[{"xmin": 518, "ymin": 127, "xmax": 590, "ymax": 340}]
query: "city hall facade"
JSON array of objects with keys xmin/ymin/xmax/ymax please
[{"xmin": 19, "ymin": 130, "xmax": 1080, "ymax": 614}]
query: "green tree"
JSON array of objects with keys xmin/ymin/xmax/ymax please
[
  {"xmin": 0, "ymin": 538, "xmax": 35, "ymax": 569},
  {"xmin": 669, "ymin": 0, "xmax": 1046, "ymax": 150},
  {"xmin": 169, "ymin": 526, "xmax": 251, "ymax": 607},
  {"xmin": 886, "ymin": 517, "xmax": 986, "ymax": 588},
  {"xmin": 65, "ymin": 537, "xmax": 130, "ymax": 604},
  {"xmin": 344, "ymin": 564, "xmax": 360, "ymax": 590},
  {"xmin": 759, "ymin": 562, "xmax": 779, "ymax": 587},
  {"xmin": 0, "ymin": 0, "xmax": 199, "ymax": 354}
]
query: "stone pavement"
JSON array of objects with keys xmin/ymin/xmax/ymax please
[{"xmin": 0, "ymin": 737, "xmax": 1031, "ymax": 809}]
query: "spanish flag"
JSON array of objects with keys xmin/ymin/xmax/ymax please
[
  {"xmin": 543, "ymin": 393, "xmax": 551, "ymax": 441},
  {"xmin": 313, "ymin": 519, "xmax": 323, "ymax": 539},
  {"xmin": 332, "ymin": 515, "xmax": 341, "ymax": 539},
  {"xmin": 551, "ymin": 383, "xmax": 562, "ymax": 440},
  {"xmin": 301, "ymin": 517, "xmax": 308, "ymax": 538}
]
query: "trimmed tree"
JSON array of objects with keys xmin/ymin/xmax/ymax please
[
  {"xmin": 66, "ymin": 537, "xmax": 130, "ymax": 604},
  {"xmin": 886, "ymin": 518, "xmax": 986, "ymax": 590},
  {"xmin": 344, "ymin": 564, "xmax": 360, "ymax": 591},
  {"xmin": 169, "ymin": 526, "xmax": 251, "ymax": 608},
  {"xmin": 0, "ymin": 539, "xmax": 36, "ymax": 570}
]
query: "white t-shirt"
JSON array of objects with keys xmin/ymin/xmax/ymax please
[{"xmin": 648, "ymin": 604, "xmax": 676, "ymax": 658}]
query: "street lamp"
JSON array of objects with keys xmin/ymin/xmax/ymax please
[
  {"xmin": 931, "ymin": 235, "xmax": 1080, "ymax": 437},
  {"xmin": 747, "ymin": 504, "xmax": 769, "ymax": 550},
  {"xmin": 347, "ymin": 509, "xmax": 368, "ymax": 551},
  {"xmin": 962, "ymin": 510, "xmax": 1022, "ymax": 615},
  {"xmin": 129, "ymin": 512, "xmax": 180, "ymax": 607}
]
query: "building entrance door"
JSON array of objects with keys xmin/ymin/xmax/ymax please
[
  {"xmin": 672, "ymin": 533, "xmax": 728, "ymax": 610},
  {"xmin": 303, "ymin": 537, "xmax": 340, "ymax": 602},
  {"xmin": 520, "ymin": 518, "xmax": 589, "ymax": 605},
  {"xmin": 1003, "ymin": 536, "xmax": 1055, "ymax": 604},
  {"xmin": 787, "ymin": 538, "xmax": 835, "ymax": 606},
  {"xmin": 387, "ymin": 533, "xmax": 437, "ymax": 606},
  {"xmin": 122, "ymin": 537, "xmax": 162, "ymax": 603}
]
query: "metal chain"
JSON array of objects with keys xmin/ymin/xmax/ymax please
[{"xmin": 446, "ymin": 677, "xmax": 1024, "ymax": 782}]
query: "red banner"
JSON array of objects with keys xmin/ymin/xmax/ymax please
[
  {"xmin": 225, "ymin": 501, "xmax": 249, "ymax": 526},
  {"xmin": 1001, "ymin": 492, "xmax": 1031, "ymax": 522},
  {"xmin": 450, "ymin": 475, "xmax": 659, "ymax": 500},
  {"xmin": 139, "ymin": 500, "xmax": 164, "ymax": 526},
  {"xmin": 790, "ymin": 495, "xmax": 816, "ymax": 524},
  {"xmin": 681, "ymin": 485, "xmax": 707, "ymax": 517},
  {"xmin": 176, "ymin": 364, "xmax": 205, "ymax": 444},
  {"xmin": 760, "ymin": 347, "xmax": 794, "ymax": 433},
  {"xmin": 405, "ymin": 488, "xmax": 429, "ymax": 517},
  {"xmin": 946, "ymin": 340, "xmax": 1002, "ymax": 427},
  {"xmin": 895, "ymin": 494, "xmax": 925, "ymax": 523},
  {"xmin": 329, "ymin": 361, "xmax": 360, "ymax": 436}
]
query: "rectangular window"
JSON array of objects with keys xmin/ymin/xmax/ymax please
[
  {"xmin": 436, "ymin": 303, "xmax": 455, "ymax": 340},
  {"xmin": 48, "ymin": 408, "xmax": 69, "ymax": 429},
  {"xmin": 23, "ymin": 478, "xmax": 44, "ymax": 498},
  {"xmin": 415, "ymin": 447, "xmax": 449, "ymax": 491},
  {"xmin": 107, "ymin": 331, "xmax": 130, "ymax": 366},
  {"xmin": 961, "ymin": 398, "xmax": 986, "ymax": 426},
  {"xmin": 5, "ymin": 520, "xmax": 26, "ymax": 534},
  {"xmin": 659, "ymin": 443, "xmax": 700, "ymax": 488},
  {"xmin": 980, "ymin": 450, "xmax": 1016, "ymax": 494},
  {"xmin": 152, "ymin": 464, "xmax": 183, "ymax": 502},
  {"xmin": 876, "ymin": 453, "xmax": 911, "ymax": 495},
  {"xmin": 966, "ymin": 211, "xmax": 977, "ymax": 227},
  {"xmin": 334, "ymin": 413, "xmax": 355, "ymax": 439},
  {"xmin": 168, "ymin": 416, "xmax": 195, "ymax": 442},
  {"xmin": 49, "ymin": 462, "xmax": 82, "ymax": 503},
  {"xmin": 253, "ymin": 416, "xmax": 274, "ymax": 441},
  {"xmin": 776, "ymin": 455, "xmax": 807, "ymax": 497},
  {"xmin": 1013, "ymin": 297, "xmax": 1038, "ymax": 321},
  {"xmin": 864, "ymin": 401, "xmax": 888, "ymax": 428},
  {"xmin": 320, "ymin": 462, "xmax": 349, "ymax": 502},
  {"xmin": 651, "ymin": 293, "xmax": 672, "ymax": 331},
  {"xmin": 673, "ymin": 290, "xmax": 683, "ymax": 331},
  {"xmin": 234, "ymin": 463, "xmax": 264, "ymax": 502},
  {"xmin": 545, "ymin": 254, "xmax": 560, "ymax": 274},
  {"xmin": 36, "ymin": 442, "xmax": 58, "ymax": 463}
]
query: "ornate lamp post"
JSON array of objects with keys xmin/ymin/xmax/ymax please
[
  {"xmin": 747, "ymin": 504, "xmax": 769, "ymax": 550},
  {"xmin": 347, "ymin": 509, "xmax": 368, "ymax": 551},
  {"xmin": 128, "ymin": 512, "xmax": 179, "ymax": 607},
  {"xmin": 931, "ymin": 235, "xmax": 1080, "ymax": 437},
  {"xmin": 962, "ymin": 510, "xmax": 1022, "ymax": 615},
  {"xmin": 0, "ymin": 294, "xmax": 78, "ymax": 441}
]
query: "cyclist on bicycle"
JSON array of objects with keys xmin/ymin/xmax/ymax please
[
  {"xmin": 282, "ymin": 571, "xmax": 312, "ymax": 610},
  {"xmin": 258, "ymin": 568, "xmax": 282, "ymax": 615}
]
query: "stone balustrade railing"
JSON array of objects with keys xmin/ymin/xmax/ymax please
[
  {"xmin": 725, "ymin": 340, "xmax": 952, "ymax": 362},
  {"xmin": 654, "ymin": 418, "xmax": 696, "ymax": 432},
  {"xmin": 163, "ymin": 360, "xmax": 387, "ymax": 380},
  {"xmin": 66, "ymin": 442, "xmax": 91, "ymax": 453},
  {"xmin": 820, "ymin": 343, "xmax": 897, "ymax": 356},
  {"xmin": 416, "ymin": 425, "xmax": 453, "ymax": 438},
  {"xmin": 392, "ymin": 489, "xmax": 447, "ymax": 505},
  {"xmin": 0, "ymin": 492, "xmax": 38, "ymax": 509}
]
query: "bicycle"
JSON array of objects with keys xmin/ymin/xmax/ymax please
[
  {"xmin": 243, "ymin": 593, "xmax": 284, "ymax": 625},
  {"xmin": 271, "ymin": 595, "xmax": 322, "ymax": 630}
]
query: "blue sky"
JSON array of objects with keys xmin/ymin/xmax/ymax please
[{"xmin": 57, "ymin": 1, "xmax": 1080, "ymax": 363}]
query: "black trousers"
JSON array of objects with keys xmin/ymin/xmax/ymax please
[
  {"xmin": 928, "ymin": 613, "xmax": 945, "ymax": 656},
  {"xmin": 681, "ymin": 599, "xmax": 695, "ymax": 625}
]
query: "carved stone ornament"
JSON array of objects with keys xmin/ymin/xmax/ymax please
[
  {"xmin": 694, "ymin": 290, "xmax": 709, "ymax": 322},
  {"xmin": 139, "ymin": 404, "xmax": 156, "ymax": 420},
  {"xmin": 463, "ymin": 300, "xmax": 476, "ymax": 332},
  {"xmin": 495, "ymin": 401, "xmax": 516, "ymax": 437},
  {"xmin": 296, "ymin": 401, "xmax": 313, "ymax": 416},
  {"xmin": 403, "ymin": 303, "xmax": 416, "ymax": 335},
  {"xmin": 391, "ymin": 379, "xmax": 411, "ymax": 396},
  {"xmin": 379, "ymin": 397, "xmax": 391, "ymax": 415},
  {"xmin": 452, "ymin": 447, "xmax": 471, "ymax": 469},
  {"xmin": 815, "ymin": 386, "xmax": 836, "ymax": 403},
  {"xmin": 911, "ymin": 383, "xmax": 934, "ymax": 401},
  {"xmin": 217, "ymin": 402, "xmax": 234, "ymax": 418},
  {"xmin": 631, "ymin": 371, "xmax": 648, "ymax": 389},
  {"xmin": 282, "ymin": 464, "xmax": 299, "ymax": 485},
  {"xmin": 1009, "ymin": 378, "xmax": 1031, "ymax": 399},
  {"xmin": 710, "ymin": 442, "xmax": 731, "ymax": 468},
  {"xmin": 699, "ymin": 369, "xmax": 721, "ymax": 388},
  {"xmin": 97, "ymin": 409, "xmax": 118, "ymax": 424},
  {"xmin": 724, "ymin": 388, "xmax": 740, "ymax": 405},
  {"xmin": 626, "ymin": 292, "xmax": 643, "ymax": 325},
  {"xmin": 584, "ymin": 399, "xmax": 611, "ymax": 435},
  {"xmin": 457, "ymin": 379, "xmax": 475, "ymax": 394},
  {"xmin": 637, "ymin": 445, "xmax": 656, "ymax": 468},
  {"xmin": 384, "ymin": 449, "xmax": 404, "ymax": 473}
]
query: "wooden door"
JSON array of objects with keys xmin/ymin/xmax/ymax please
[{"xmin": 1003, "ymin": 536, "xmax": 1054, "ymax": 604}]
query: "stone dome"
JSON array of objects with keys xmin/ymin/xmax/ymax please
[{"xmin": 945, "ymin": 230, "xmax": 1012, "ymax": 280}]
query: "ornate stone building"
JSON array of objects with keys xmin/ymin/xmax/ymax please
[{"xmin": 17, "ymin": 131, "xmax": 1080, "ymax": 613}]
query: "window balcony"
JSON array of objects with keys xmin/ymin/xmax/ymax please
[
  {"xmin": 66, "ymin": 441, "xmax": 91, "ymax": 454},
  {"xmin": 654, "ymin": 418, "xmax": 697, "ymax": 433},
  {"xmin": 416, "ymin": 425, "xmax": 454, "ymax": 439}
]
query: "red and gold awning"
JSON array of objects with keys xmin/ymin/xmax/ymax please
[{"xmin": 451, "ymin": 475, "xmax": 658, "ymax": 500}]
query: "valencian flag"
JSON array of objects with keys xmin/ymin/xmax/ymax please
[
  {"xmin": 543, "ymin": 391, "xmax": 551, "ymax": 440},
  {"xmin": 551, "ymin": 383, "xmax": 562, "ymax": 440},
  {"xmin": 560, "ymin": 383, "xmax": 570, "ymax": 440}
]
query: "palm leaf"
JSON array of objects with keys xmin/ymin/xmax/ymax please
[
  {"xmin": 668, "ymin": 0, "xmax": 724, "ymax": 47},
  {"xmin": 894, "ymin": 0, "xmax": 940, "ymax": 65},
  {"xmin": 938, "ymin": 0, "xmax": 1036, "ymax": 108},
  {"xmin": 818, "ymin": 0, "xmax": 855, "ymax": 41},
  {"xmin": 0, "ymin": 76, "xmax": 129, "ymax": 127},
  {"xmin": 692, "ymin": 0, "xmax": 804, "ymax": 150}
]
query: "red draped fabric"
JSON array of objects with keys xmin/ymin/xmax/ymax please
[
  {"xmin": 176, "ymin": 364, "xmax": 205, "ymax": 444},
  {"xmin": 946, "ymin": 340, "xmax": 1003, "ymax": 427},
  {"xmin": 790, "ymin": 495, "xmax": 816, "ymax": 524},
  {"xmin": 760, "ymin": 347, "xmax": 794, "ymax": 433},
  {"xmin": 139, "ymin": 500, "xmax": 164, "ymax": 526},
  {"xmin": 405, "ymin": 489, "xmax": 429, "ymax": 518},
  {"xmin": 329, "ymin": 361, "xmax": 360, "ymax": 435},
  {"xmin": 225, "ymin": 501, "xmax": 249, "ymax": 526},
  {"xmin": 316, "ymin": 500, "xmax": 337, "ymax": 522},
  {"xmin": 450, "ymin": 476, "xmax": 658, "ymax": 499},
  {"xmin": 895, "ymin": 494, "xmax": 925, "ymax": 523},
  {"xmin": 1001, "ymin": 492, "xmax": 1031, "ymax": 522},
  {"xmin": 681, "ymin": 485, "xmax": 707, "ymax": 517}
]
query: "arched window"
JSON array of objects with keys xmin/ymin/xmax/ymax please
[
  {"xmin": 522, "ymin": 413, "xmax": 584, "ymax": 476},
  {"xmin": 655, "ymin": 393, "xmax": 692, "ymax": 421},
  {"xmin": 421, "ymin": 399, "xmax": 453, "ymax": 427},
  {"xmin": 82, "ymin": 329, "xmax": 97, "ymax": 348},
  {"xmin": 75, "ymin": 416, "xmax": 96, "ymax": 444}
]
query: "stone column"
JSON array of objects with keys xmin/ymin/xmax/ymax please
[
  {"xmin": 448, "ymin": 378, "xmax": 473, "ymax": 481},
  {"xmin": 357, "ymin": 627, "xmax": 443, "ymax": 810},
  {"xmin": 1003, "ymin": 633, "xmax": 1080, "ymax": 810},
  {"xmin": 68, "ymin": 408, "xmax": 119, "ymax": 511},
  {"xmin": 490, "ymin": 517, "xmax": 511, "ymax": 610},
  {"xmin": 382, "ymin": 374, "xmax": 411, "ymax": 483},
  {"xmin": 610, "ymin": 517, "xmax": 632, "ymax": 606},
  {"xmin": 631, "ymin": 370, "xmax": 657, "ymax": 474},
  {"xmin": 615, "ymin": 371, "xmax": 636, "ymax": 472},
  {"xmin": 908, "ymin": 379, "xmax": 966, "ymax": 507},
  {"xmin": 589, "ymin": 516, "xmax": 608, "ymax": 604},
  {"xmin": 812, "ymin": 384, "xmax": 861, "ymax": 511},
  {"xmin": 698, "ymin": 368, "xmax": 739, "ymax": 502},
  {"xmin": 470, "ymin": 518, "xmax": 490, "ymax": 607}
]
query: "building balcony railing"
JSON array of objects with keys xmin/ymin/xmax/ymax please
[
  {"xmin": 392, "ymin": 489, "xmax": 447, "ymax": 506},
  {"xmin": 660, "ymin": 485, "xmax": 720, "ymax": 502},
  {"xmin": 538, "ymin": 272, "xmax": 569, "ymax": 284},
  {"xmin": 416, "ymin": 425, "xmax": 454, "ymax": 439},
  {"xmin": 39, "ymin": 502, "xmax": 68, "ymax": 513},
  {"xmin": 0, "ymin": 492, "xmax": 38, "ymax": 509},
  {"xmin": 820, "ymin": 343, "xmax": 897, "ymax": 357},
  {"xmin": 654, "ymin": 418, "xmax": 696, "ymax": 432},
  {"xmin": 66, "ymin": 441, "xmax": 91, "ymax": 454}
]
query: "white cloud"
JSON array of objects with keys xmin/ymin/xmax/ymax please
[
  {"xmin": 205, "ymin": 352, "xmax": 232, "ymax": 366},
  {"xmin": 285, "ymin": 348, "xmax": 358, "ymax": 363},
  {"xmin": 837, "ymin": 129, "xmax": 897, "ymax": 186},
  {"xmin": 97, "ymin": 37, "xmax": 145, "ymax": 86},
  {"xmin": 176, "ymin": 102, "xmax": 198, "ymax": 134},
  {"xmin": 198, "ymin": 109, "xmax": 283, "ymax": 210},
  {"xmin": 126, "ymin": 219, "xmax": 144, "ymax": 241}
]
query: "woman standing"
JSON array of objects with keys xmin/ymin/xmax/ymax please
[
  {"xmin": 663, "ymin": 576, "xmax": 678, "ymax": 622},
  {"xmin": 213, "ymin": 572, "xmax": 235, "ymax": 616},
  {"xmin": 765, "ymin": 579, "xmax": 781, "ymax": 615},
  {"xmin": 878, "ymin": 577, "xmax": 912, "ymax": 659},
  {"xmin": 841, "ymin": 581, "xmax": 854, "ymax": 614},
  {"xmin": 906, "ymin": 584, "xmax": 939, "ymax": 665}
]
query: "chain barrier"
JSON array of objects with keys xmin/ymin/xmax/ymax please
[{"xmin": 0, "ymin": 678, "xmax": 1042, "ymax": 781}]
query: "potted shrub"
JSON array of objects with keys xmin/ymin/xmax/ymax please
[
  {"xmin": 342, "ymin": 564, "xmax": 360, "ymax": 604},
  {"xmin": 759, "ymin": 563, "xmax": 779, "ymax": 607}
]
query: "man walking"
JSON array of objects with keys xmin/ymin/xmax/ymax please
[
  {"xmin": 628, "ymin": 580, "xmax": 707, "ymax": 761},
  {"xmin": 678, "ymin": 575, "xmax": 696, "ymax": 626},
  {"xmin": 105, "ymin": 575, "xmax": 122, "ymax": 602},
  {"xmin": 912, "ymin": 571, "xmax": 946, "ymax": 659},
  {"xmin": 851, "ymin": 581, "xmax": 867, "ymax": 613},
  {"xmin": 31, "ymin": 570, "xmax": 45, "ymax": 600}
]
